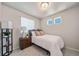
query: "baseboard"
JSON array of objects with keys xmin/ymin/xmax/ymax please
[
  {"xmin": 13, "ymin": 47, "xmax": 19, "ymax": 51},
  {"xmin": 66, "ymin": 47, "xmax": 79, "ymax": 52}
]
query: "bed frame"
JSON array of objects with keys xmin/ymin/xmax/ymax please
[{"xmin": 28, "ymin": 29, "xmax": 50, "ymax": 56}]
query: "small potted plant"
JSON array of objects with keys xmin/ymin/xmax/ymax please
[{"xmin": 3, "ymin": 32, "xmax": 10, "ymax": 36}]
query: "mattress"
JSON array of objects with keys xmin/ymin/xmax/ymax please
[{"xmin": 32, "ymin": 34, "xmax": 64, "ymax": 56}]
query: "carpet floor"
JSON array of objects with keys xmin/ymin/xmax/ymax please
[{"xmin": 9, "ymin": 45, "xmax": 79, "ymax": 56}]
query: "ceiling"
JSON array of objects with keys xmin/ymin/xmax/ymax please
[{"xmin": 3, "ymin": 2, "xmax": 78, "ymax": 19}]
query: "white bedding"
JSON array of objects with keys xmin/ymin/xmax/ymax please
[{"xmin": 32, "ymin": 34, "xmax": 64, "ymax": 56}]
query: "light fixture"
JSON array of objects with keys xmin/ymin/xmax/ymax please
[{"xmin": 40, "ymin": 2, "xmax": 49, "ymax": 10}]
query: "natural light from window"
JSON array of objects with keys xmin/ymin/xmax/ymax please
[{"xmin": 21, "ymin": 17, "xmax": 35, "ymax": 32}]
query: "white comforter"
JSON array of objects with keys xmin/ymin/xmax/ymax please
[{"xmin": 32, "ymin": 34, "xmax": 64, "ymax": 56}]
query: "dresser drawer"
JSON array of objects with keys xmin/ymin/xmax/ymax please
[{"xmin": 19, "ymin": 38, "xmax": 31, "ymax": 50}]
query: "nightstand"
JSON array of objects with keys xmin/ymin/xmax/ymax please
[{"xmin": 19, "ymin": 37, "xmax": 32, "ymax": 50}]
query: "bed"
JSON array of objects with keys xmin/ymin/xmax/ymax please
[{"xmin": 29, "ymin": 29, "xmax": 64, "ymax": 56}]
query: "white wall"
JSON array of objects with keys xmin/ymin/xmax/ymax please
[
  {"xmin": 0, "ymin": 2, "xmax": 1, "ymax": 23},
  {"xmin": 0, "ymin": 2, "xmax": 2, "ymax": 54},
  {"xmin": 41, "ymin": 5, "xmax": 79, "ymax": 50},
  {"xmin": 1, "ymin": 4, "xmax": 40, "ymax": 50}
]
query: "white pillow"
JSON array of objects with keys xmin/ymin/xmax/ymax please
[
  {"xmin": 40, "ymin": 31, "xmax": 45, "ymax": 35},
  {"xmin": 35, "ymin": 31, "xmax": 42, "ymax": 36},
  {"xmin": 32, "ymin": 31, "xmax": 36, "ymax": 36}
]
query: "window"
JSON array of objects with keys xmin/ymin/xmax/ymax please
[
  {"xmin": 54, "ymin": 16, "xmax": 62, "ymax": 24},
  {"xmin": 47, "ymin": 18, "xmax": 53, "ymax": 25},
  {"xmin": 21, "ymin": 17, "xmax": 35, "ymax": 32},
  {"xmin": 47, "ymin": 16, "xmax": 63, "ymax": 25}
]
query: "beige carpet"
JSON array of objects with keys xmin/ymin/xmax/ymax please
[
  {"xmin": 9, "ymin": 45, "xmax": 79, "ymax": 56},
  {"xmin": 10, "ymin": 45, "xmax": 48, "ymax": 56}
]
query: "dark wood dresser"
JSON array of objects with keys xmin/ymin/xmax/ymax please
[{"xmin": 19, "ymin": 37, "xmax": 32, "ymax": 50}]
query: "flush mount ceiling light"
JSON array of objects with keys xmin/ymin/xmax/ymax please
[{"xmin": 40, "ymin": 2, "xmax": 49, "ymax": 10}]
